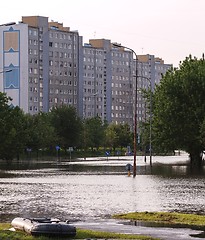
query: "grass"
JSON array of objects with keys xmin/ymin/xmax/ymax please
[
  {"xmin": 3, "ymin": 212, "xmax": 204, "ymax": 240},
  {"xmin": 76, "ymin": 229, "xmax": 157, "ymax": 239},
  {"xmin": 0, "ymin": 223, "xmax": 158, "ymax": 240},
  {"xmin": 113, "ymin": 211, "xmax": 205, "ymax": 227}
]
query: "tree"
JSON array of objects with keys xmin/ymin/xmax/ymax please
[
  {"xmin": 115, "ymin": 123, "xmax": 132, "ymax": 149},
  {"xmin": 152, "ymin": 55, "xmax": 205, "ymax": 165},
  {"xmin": 50, "ymin": 105, "xmax": 82, "ymax": 150},
  {"xmin": 105, "ymin": 123, "xmax": 131, "ymax": 152},
  {"xmin": 139, "ymin": 89, "xmax": 153, "ymax": 153},
  {"xmin": 0, "ymin": 93, "xmax": 27, "ymax": 160},
  {"xmin": 84, "ymin": 116, "xmax": 106, "ymax": 151},
  {"xmin": 105, "ymin": 123, "xmax": 119, "ymax": 151},
  {"xmin": 200, "ymin": 118, "xmax": 205, "ymax": 150},
  {"xmin": 25, "ymin": 112, "xmax": 57, "ymax": 154}
]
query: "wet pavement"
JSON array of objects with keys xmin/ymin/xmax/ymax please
[{"xmin": 74, "ymin": 219, "xmax": 204, "ymax": 240}]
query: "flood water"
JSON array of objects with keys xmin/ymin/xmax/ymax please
[{"xmin": 1, "ymin": 154, "xmax": 205, "ymax": 223}]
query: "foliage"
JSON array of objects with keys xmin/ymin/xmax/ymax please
[
  {"xmin": 105, "ymin": 123, "xmax": 132, "ymax": 151},
  {"xmin": 25, "ymin": 113, "xmax": 57, "ymax": 152},
  {"xmin": 139, "ymin": 89, "xmax": 153, "ymax": 152},
  {"xmin": 0, "ymin": 93, "xmax": 27, "ymax": 160},
  {"xmin": 0, "ymin": 93, "xmax": 133, "ymax": 160},
  {"xmin": 152, "ymin": 56, "xmax": 205, "ymax": 164},
  {"xmin": 50, "ymin": 105, "xmax": 83, "ymax": 150},
  {"xmin": 105, "ymin": 123, "xmax": 119, "ymax": 151},
  {"xmin": 200, "ymin": 117, "xmax": 205, "ymax": 147},
  {"xmin": 83, "ymin": 116, "xmax": 106, "ymax": 150}
]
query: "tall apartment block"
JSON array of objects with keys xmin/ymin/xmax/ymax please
[
  {"xmin": 137, "ymin": 54, "xmax": 172, "ymax": 122},
  {"xmin": 83, "ymin": 39, "xmax": 172, "ymax": 128},
  {"xmin": 83, "ymin": 39, "xmax": 134, "ymax": 126},
  {"xmin": 0, "ymin": 16, "xmax": 82, "ymax": 114},
  {"xmin": 0, "ymin": 16, "xmax": 172, "ymax": 129}
]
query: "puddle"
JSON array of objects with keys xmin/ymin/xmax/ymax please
[
  {"xmin": 120, "ymin": 220, "xmax": 205, "ymax": 239},
  {"xmin": 122, "ymin": 219, "xmax": 205, "ymax": 231}
]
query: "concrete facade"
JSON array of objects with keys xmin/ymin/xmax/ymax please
[
  {"xmin": 0, "ymin": 16, "xmax": 82, "ymax": 115},
  {"xmin": 0, "ymin": 16, "xmax": 172, "ymax": 130},
  {"xmin": 0, "ymin": 22, "xmax": 29, "ymax": 112},
  {"xmin": 83, "ymin": 40, "xmax": 172, "ymax": 129}
]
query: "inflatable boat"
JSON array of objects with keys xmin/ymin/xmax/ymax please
[{"xmin": 11, "ymin": 217, "xmax": 76, "ymax": 237}]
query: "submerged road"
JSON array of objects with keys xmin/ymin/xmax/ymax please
[{"xmin": 74, "ymin": 219, "xmax": 204, "ymax": 240}]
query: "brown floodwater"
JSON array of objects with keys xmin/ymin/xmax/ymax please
[{"xmin": 0, "ymin": 154, "xmax": 205, "ymax": 223}]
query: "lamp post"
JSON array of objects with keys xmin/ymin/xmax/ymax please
[
  {"xmin": 113, "ymin": 43, "xmax": 138, "ymax": 177},
  {"xmin": 138, "ymin": 76, "xmax": 152, "ymax": 166}
]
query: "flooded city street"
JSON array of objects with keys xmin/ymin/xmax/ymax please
[{"xmin": 0, "ymin": 153, "xmax": 205, "ymax": 225}]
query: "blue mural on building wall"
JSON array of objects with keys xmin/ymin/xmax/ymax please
[
  {"xmin": 4, "ymin": 64, "xmax": 19, "ymax": 89},
  {"xmin": 3, "ymin": 27, "xmax": 20, "ymax": 88}
]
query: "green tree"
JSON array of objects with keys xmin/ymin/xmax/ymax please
[
  {"xmin": 0, "ymin": 93, "xmax": 27, "ymax": 160},
  {"xmin": 139, "ymin": 89, "xmax": 153, "ymax": 154},
  {"xmin": 25, "ymin": 112, "xmax": 57, "ymax": 154},
  {"xmin": 105, "ymin": 123, "xmax": 119, "ymax": 151},
  {"xmin": 115, "ymin": 123, "xmax": 132, "ymax": 149},
  {"xmin": 200, "ymin": 118, "xmax": 205, "ymax": 150},
  {"xmin": 105, "ymin": 123, "xmax": 131, "ymax": 152},
  {"xmin": 84, "ymin": 116, "xmax": 106, "ymax": 151},
  {"xmin": 50, "ymin": 105, "xmax": 82, "ymax": 150},
  {"xmin": 152, "ymin": 55, "xmax": 205, "ymax": 165}
]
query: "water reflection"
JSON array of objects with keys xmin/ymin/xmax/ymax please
[{"xmin": 0, "ymin": 155, "xmax": 205, "ymax": 223}]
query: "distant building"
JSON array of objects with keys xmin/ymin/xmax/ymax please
[
  {"xmin": 83, "ymin": 40, "xmax": 172, "ymax": 128},
  {"xmin": 0, "ymin": 16, "xmax": 172, "ymax": 130},
  {"xmin": 137, "ymin": 54, "xmax": 172, "ymax": 123},
  {"xmin": 0, "ymin": 16, "xmax": 82, "ymax": 114},
  {"xmin": 82, "ymin": 39, "xmax": 134, "ymax": 125}
]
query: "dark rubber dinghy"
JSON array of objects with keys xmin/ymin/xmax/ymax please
[{"xmin": 11, "ymin": 217, "xmax": 76, "ymax": 237}]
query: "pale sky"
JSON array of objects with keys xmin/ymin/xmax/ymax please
[{"xmin": 1, "ymin": 0, "xmax": 205, "ymax": 67}]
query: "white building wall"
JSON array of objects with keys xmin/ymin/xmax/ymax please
[{"xmin": 0, "ymin": 23, "xmax": 29, "ymax": 112}]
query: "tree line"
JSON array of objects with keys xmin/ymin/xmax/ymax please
[{"xmin": 0, "ymin": 93, "xmax": 134, "ymax": 160}]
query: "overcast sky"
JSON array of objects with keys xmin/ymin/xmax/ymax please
[{"xmin": 1, "ymin": 0, "xmax": 204, "ymax": 67}]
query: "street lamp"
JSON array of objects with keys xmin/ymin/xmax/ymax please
[
  {"xmin": 138, "ymin": 76, "xmax": 152, "ymax": 166},
  {"xmin": 113, "ymin": 43, "xmax": 138, "ymax": 177}
]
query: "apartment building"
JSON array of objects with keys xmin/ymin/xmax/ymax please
[
  {"xmin": 137, "ymin": 54, "xmax": 172, "ymax": 122},
  {"xmin": 83, "ymin": 39, "xmax": 172, "ymax": 129},
  {"xmin": 0, "ymin": 16, "xmax": 172, "ymax": 130},
  {"xmin": 83, "ymin": 39, "xmax": 134, "ymax": 126},
  {"xmin": 83, "ymin": 42, "xmax": 107, "ymax": 120},
  {"xmin": 0, "ymin": 16, "xmax": 82, "ymax": 114}
]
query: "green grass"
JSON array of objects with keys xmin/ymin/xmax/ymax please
[
  {"xmin": 76, "ymin": 228, "xmax": 157, "ymax": 239},
  {"xmin": 113, "ymin": 211, "xmax": 205, "ymax": 226},
  {"xmin": 2, "ymin": 212, "xmax": 205, "ymax": 239},
  {"xmin": 0, "ymin": 223, "xmax": 158, "ymax": 240}
]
